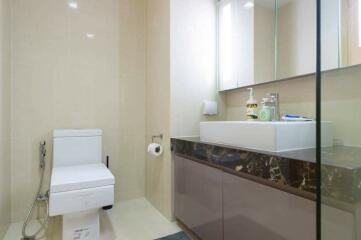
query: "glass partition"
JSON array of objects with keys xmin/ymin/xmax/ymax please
[{"xmin": 320, "ymin": 1, "xmax": 361, "ymax": 239}]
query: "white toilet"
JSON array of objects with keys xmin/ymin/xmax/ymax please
[{"xmin": 49, "ymin": 129, "xmax": 115, "ymax": 240}]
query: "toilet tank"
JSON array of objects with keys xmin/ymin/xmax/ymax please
[{"xmin": 53, "ymin": 129, "xmax": 102, "ymax": 167}]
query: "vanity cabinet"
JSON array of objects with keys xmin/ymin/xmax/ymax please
[
  {"xmin": 222, "ymin": 173, "xmax": 316, "ymax": 240},
  {"xmin": 174, "ymin": 156, "xmax": 223, "ymax": 240},
  {"xmin": 174, "ymin": 155, "xmax": 315, "ymax": 240},
  {"xmin": 174, "ymin": 155, "xmax": 354, "ymax": 240}
]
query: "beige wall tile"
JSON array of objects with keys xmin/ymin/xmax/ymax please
[
  {"xmin": 224, "ymin": 65, "xmax": 361, "ymax": 147},
  {"xmin": 145, "ymin": 0, "xmax": 173, "ymax": 221},
  {"xmin": 225, "ymin": 75, "xmax": 316, "ymax": 120},
  {"xmin": 170, "ymin": 0, "xmax": 226, "ymax": 138},
  {"xmin": 321, "ymin": 66, "xmax": 361, "ymax": 146},
  {"xmin": 0, "ymin": 0, "xmax": 11, "ymax": 237},
  {"xmin": 0, "ymin": 140, "xmax": 11, "ymax": 238},
  {"xmin": 10, "ymin": 0, "xmax": 146, "ymax": 222}
]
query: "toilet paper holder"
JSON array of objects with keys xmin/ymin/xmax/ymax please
[{"xmin": 152, "ymin": 134, "xmax": 163, "ymax": 142}]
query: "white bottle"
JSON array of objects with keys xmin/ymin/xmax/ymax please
[{"xmin": 246, "ymin": 88, "xmax": 258, "ymax": 121}]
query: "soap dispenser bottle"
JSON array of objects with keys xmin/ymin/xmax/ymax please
[
  {"xmin": 246, "ymin": 88, "xmax": 258, "ymax": 121},
  {"xmin": 258, "ymin": 97, "xmax": 272, "ymax": 121}
]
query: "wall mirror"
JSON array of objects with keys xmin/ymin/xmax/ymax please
[
  {"xmin": 339, "ymin": 0, "xmax": 361, "ymax": 67},
  {"xmin": 277, "ymin": 0, "xmax": 341, "ymax": 79},
  {"xmin": 217, "ymin": 0, "xmax": 361, "ymax": 91},
  {"xmin": 276, "ymin": 0, "xmax": 317, "ymax": 80},
  {"xmin": 218, "ymin": 0, "xmax": 277, "ymax": 91},
  {"xmin": 276, "ymin": 0, "xmax": 361, "ymax": 78}
]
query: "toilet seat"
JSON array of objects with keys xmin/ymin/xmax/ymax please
[
  {"xmin": 49, "ymin": 163, "xmax": 115, "ymax": 217},
  {"xmin": 50, "ymin": 163, "xmax": 114, "ymax": 193}
]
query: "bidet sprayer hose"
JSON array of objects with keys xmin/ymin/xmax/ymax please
[{"xmin": 22, "ymin": 141, "xmax": 49, "ymax": 239}]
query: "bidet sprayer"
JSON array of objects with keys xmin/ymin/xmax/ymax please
[{"xmin": 39, "ymin": 141, "xmax": 46, "ymax": 169}]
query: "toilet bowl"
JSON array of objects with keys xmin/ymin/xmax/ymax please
[{"xmin": 49, "ymin": 129, "xmax": 115, "ymax": 240}]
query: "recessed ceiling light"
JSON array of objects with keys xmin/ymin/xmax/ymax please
[
  {"xmin": 243, "ymin": 1, "xmax": 254, "ymax": 9},
  {"xmin": 68, "ymin": 1, "xmax": 78, "ymax": 9},
  {"xmin": 86, "ymin": 33, "xmax": 95, "ymax": 39}
]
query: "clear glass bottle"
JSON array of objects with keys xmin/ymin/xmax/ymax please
[{"xmin": 258, "ymin": 97, "xmax": 273, "ymax": 121}]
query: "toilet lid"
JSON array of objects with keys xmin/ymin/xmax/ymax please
[{"xmin": 50, "ymin": 163, "xmax": 115, "ymax": 193}]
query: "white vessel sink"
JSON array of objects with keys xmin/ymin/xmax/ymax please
[{"xmin": 200, "ymin": 121, "xmax": 333, "ymax": 152}]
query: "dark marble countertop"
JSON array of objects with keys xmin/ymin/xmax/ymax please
[
  {"xmin": 279, "ymin": 146, "xmax": 361, "ymax": 170},
  {"xmin": 171, "ymin": 137, "xmax": 361, "ymax": 212}
]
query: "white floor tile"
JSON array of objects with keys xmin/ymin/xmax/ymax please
[{"xmin": 3, "ymin": 198, "xmax": 181, "ymax": 240}]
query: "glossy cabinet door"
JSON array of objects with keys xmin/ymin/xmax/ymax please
[
  {"xmin": 223, "ymin": 172, "xmax": 316, "ymax": 240},
  {"xmin": 174, "ymin": 156, "xmax": 223, "ymax": 240}
]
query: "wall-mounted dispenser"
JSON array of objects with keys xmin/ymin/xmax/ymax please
[{"xmin": 203, "ymin": 100, "xmax": 218, "ymax": 115}]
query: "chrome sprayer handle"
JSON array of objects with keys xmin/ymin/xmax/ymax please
[{"xmin": 39, "ymin": 141, "xmax": 46, "ymax": 169}]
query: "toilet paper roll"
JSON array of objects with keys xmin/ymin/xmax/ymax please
[{"xmin": 147, "ymin": 143, "xmax": 163, "ymax": 157}]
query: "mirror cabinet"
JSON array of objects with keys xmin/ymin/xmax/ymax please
[
  {"xmin": 218, "ymin": 0, "xmax": 276, "ymax": 90},
  {"xmin": 218, "ymin": 0, "xmax": 361, "ymax": 91}
]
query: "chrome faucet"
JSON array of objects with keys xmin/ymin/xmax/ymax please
[{"xmin": 263, "ymin": 93, "xmax": 280, "ymax": 121}]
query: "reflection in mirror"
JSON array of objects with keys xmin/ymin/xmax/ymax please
[
  {"xmin": 218, "ymin": 0, "xmax": 254, "ymax": 90},
  {"xmin": 340, "ymin": 0, "xmax": 361, "ymax": 67},
  {"xmin": 276, "ymin": 0, "xmax": 316, "ymax": 80},
  {"xmin": 321, "ymin": 0, "xmax": 340, "ymax": 71},
  {"xmin": 218, "ymin": 0, "xmax": 353, "ymax": 91},
  {"xmin": 218, "ymin": 0, "xmax": 276, "ymax": 91},
  {"xmin": 254, "ymin": 0, "xmax": 276, "ymax": 84},
  {"xmin": 277, "ymin": 0, "xmax": 342, "ymax": 79},
  {"xmin": 321, "ymin": 0, "xmax": 361, "ymax": 70}
]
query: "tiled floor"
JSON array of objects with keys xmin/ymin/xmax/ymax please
[{"xmin": 3, "ymin": 198, "xmax": 182, "ymax": 240}]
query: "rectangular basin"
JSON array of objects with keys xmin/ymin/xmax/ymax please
[{"xmin": 200, "ymin": 121, "xmax": 333, "ymax": 152}]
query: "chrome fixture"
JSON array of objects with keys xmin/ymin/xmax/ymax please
[
  {"xmin": 39, "ymin": 141, "xmax": 46, "ymax": 169},
  {"xmin": 262, "ymin": 93, "xmax": 280, "ymax": 121},
  {"xmin": 152, "ymin": 134, "xmax": 163, "ymax": 143},
  {"xmin": 22, "ymin": 141, "xmax": 49, "ymax": 240}
]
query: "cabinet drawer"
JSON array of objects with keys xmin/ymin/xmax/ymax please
[
  {"xmin": 174, "ymin": 156, "xmax": 223, "ymax": 240},
  {"xmin": 223, "ymin": 173, "xmax": 316, "ymax": 240}
]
